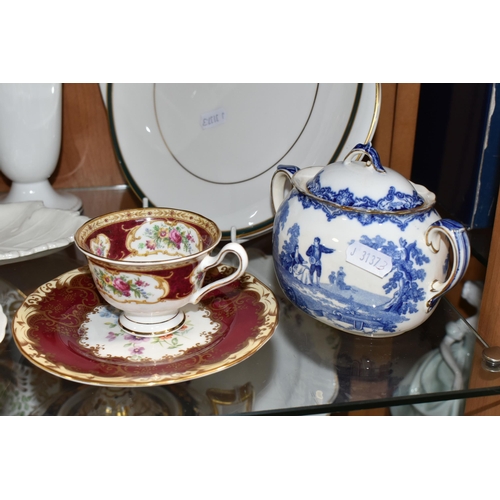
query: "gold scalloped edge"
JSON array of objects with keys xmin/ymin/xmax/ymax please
[{"xmin": 11, "ymin": 267, "xmax": 279, "ymax": 387}]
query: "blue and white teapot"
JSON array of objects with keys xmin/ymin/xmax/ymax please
[{"xmin": 271, "ymin": 142, "xmax": 470, "ymax": 338}]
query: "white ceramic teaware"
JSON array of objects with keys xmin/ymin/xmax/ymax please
[
  {"xmin": 0, "ymin": 305, "xmax": 6, "ymax": 344},
  {"xmin": 0, "ymin": 201, "xmax": 89, "ymax": 264},
  {"xmin": 0, "ymin": 83, "xmax": 81, "ymax": 211},
  {"xmin": 75, "ymin": 207, "xmax": 248, "ymax": 336},
  {"xmin": 391, "ymin": 279, "xmax": 480, "ymax": 415},
  {"xmin": 271, "ymin": 142, "xmax": 470, "ymax": 337}
]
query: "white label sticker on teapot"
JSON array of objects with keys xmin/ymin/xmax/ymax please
[{"xmin": 346, "ymin": 242, "xmax": 393, "ymax": 278}]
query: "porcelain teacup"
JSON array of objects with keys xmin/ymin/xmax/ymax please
[{"xmin": 75, "ymin": 208, "xmax": 248, "ymax": 336}]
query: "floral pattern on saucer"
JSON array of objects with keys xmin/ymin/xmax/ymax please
[
  {"xmin": 127, "ymin": 220, "xmax": 202, "ymax": 258},
  {"xmin": 12, "ymin": 266, "xmax": 278, "ymax": 386},
  {"xmin": 79, "ymin": 304, "xmax": 219, "ymax": 362}
]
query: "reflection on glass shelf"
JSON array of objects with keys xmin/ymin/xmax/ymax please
[
  {"xmin": 391, "ymin": 279, "xmax": 482, "ymax": 416},
  {"xmin": 0, "ymin": 186, "xmax": 499, "ymax": 416},
  {"xmin": 0, "ymin": 240, "xmax": 490, "ymax": 416},
  {"xmin": 391, "ymin": 317, "xmax": 475, "ymax": 416}
]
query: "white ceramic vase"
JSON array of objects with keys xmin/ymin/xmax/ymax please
[{"xmin": 0, "ymin": 83, "xmax": 81, "ymax": 211}]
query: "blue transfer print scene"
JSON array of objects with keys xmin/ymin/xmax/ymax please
[{"xmin": 275, "ymin": 221, "xmax": 430, "ymax": 334}]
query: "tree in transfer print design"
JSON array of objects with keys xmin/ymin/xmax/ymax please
[
  {"xmin": 279, "ymin": 223, "xmax": 301, "ymax": 272},
  {"xmin": 359, "ymin": 235, "xmax": 430, "ymax": 315}
]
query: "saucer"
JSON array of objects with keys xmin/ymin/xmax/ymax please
[
  {"xmin": 12, "ymin": 265, "xmax": 278, "ymax": 387},
  {"xmin": 0, "ymin": 276, "xmax": 64, "ymax": 415}
]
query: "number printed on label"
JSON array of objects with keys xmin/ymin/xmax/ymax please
[
  {"xmin": 200, "ymin": 107, "xmax": 226, "ymax": 130},
  {"xmin": 345, "ymin": 241, "xmax": 393, "ymax": 278}
]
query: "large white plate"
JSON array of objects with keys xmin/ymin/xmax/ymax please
[{"xmin": 108, "ymin": 83, "xmax": 380, "ymax": 240}]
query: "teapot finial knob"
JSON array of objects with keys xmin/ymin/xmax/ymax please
[{"xmin": 344, "ymin": 142, "xmax": 385, "ymax": 173}]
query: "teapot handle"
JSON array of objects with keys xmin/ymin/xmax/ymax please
[
  {"xmin": 425, "ymin": 219, "xmax": 470, "ymax": 312},
  {"xmin": 271, "ymin": 165, "xmax": 299, "ymax": 213}
]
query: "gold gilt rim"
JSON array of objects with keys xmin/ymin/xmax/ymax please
[
  {"xmin": 364, "ymin": 83, "xmax": 381, "ymax": 145},
  {"xmin": 301, "ymin": 187, "xmax": 436, "ymax": 215},
  {"xmin": 75, "ymin": 207, "xmax": 222, "ymax": 260},
  {"xmin": 11, "ymin": 267, "xmax": 279, "ymax": 387}
]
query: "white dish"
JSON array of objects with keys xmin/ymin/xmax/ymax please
[
  {"xmin": 0, "ymin": 305, "xmax": 6, "ymax": 344},
  {"xmin": 0, "ymin": 201, "xmax": 89, "ymax": 264},
  {"xmin": 391, "ymin": 319, "xmax": 476, "ymax": 416},
  {"xmin": 107, "ymin": 83, "xmax": 380, "ymax": 240},
  {"xmin": 391, "ymin": 349, "xmax": 465, "ymax": 416},
  {"xmin": 99, "ymin": 83, "xmax": 107, "ymax": 106}
]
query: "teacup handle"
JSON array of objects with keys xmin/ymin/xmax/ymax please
[
  {"xmin": 271, "ymin": 165, "xmax": 299, "ymax": 213},
  {"xmin": 191, "ymin": 242, "xmax": 249, "ymax": 304},
  {"xmin": 425, "ymin": 219, "xmax": 471, "ymax": 312}
]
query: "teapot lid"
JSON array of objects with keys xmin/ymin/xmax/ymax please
[{"xmin": 306, "ymin": 143, "xmax": 424, "ymax": 212}]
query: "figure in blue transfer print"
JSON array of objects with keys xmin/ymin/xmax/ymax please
[
  {"xmin": 336, "ymin": 266, "xmax": 351, "ymax": 290},
  {"xmin": 306, "ymin": 237, "xmax": 335, "ymax": 285},
  {"xmin": 289, "ymin": 244, "xmax": 304, "ymax": 270},
  {"xmin": 285, "ymin": 245, "xmax": 311, "ymax": 285}
]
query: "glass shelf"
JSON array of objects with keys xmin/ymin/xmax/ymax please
[{"xmin": 1, "ymin": 187, "xmax": 499, "ymax": 416}]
